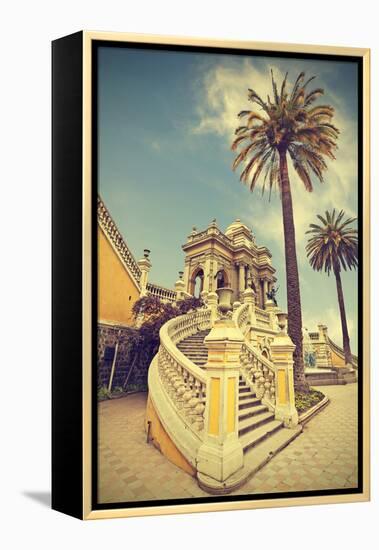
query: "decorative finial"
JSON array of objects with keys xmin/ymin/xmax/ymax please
[
  {"xmin": 178, "ymin": 271, "xmax": 184, "ymax": 279},
  {"xmin": 143, "ymin": 249, "xmax": 151, "ymax": 259}
]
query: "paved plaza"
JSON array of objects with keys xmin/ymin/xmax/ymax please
[{"xmin": 98, "ymin": 384, "xmax": 358, "ymax": 504}]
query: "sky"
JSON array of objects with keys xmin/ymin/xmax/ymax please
[{"xmin": 98, "ymin": 45, "xmax": 359, "ymax": 353}]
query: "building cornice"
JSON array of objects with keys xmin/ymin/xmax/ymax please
[{"xmin": 97, "ymin": 196, "xmax": 142, "ymax": 289}]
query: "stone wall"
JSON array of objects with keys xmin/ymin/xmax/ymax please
[{"xmin": 97, "ymin": 322, "xmax": 148, "ymax": 391}]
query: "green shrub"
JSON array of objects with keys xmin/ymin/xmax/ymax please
[
  {"xmin": 295, "ymin": 389, "xmax": 324, "ymax": 413},
  {"xmin": 98, "ymin": 385, "xmax": 111, "ymax": 400}
]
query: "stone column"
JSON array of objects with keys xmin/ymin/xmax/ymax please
[
  {"xmin": 270, "ymin": 314, "xmax": 298, "ymax": 428},
  {"xmin": 263, "ymin": 278, "xmax": 269, "ymax": 307},
  {"xmin": 243, "ymin": 287, "xmax": 257, "ymax": 346},
  {"xmin": 174, "ymin": 271, "xmax": 185, "ymax": 301},
  {"xmin": 203, "ymin": 257, "xmax": 211, "ymax": 295},
  {"xmin": 243, "ymin": 287, "xmax": 256, "ymax": 326},
  {"xmin": 207, "ymin": 292, "xmax": 219, "ymax": 325},
  {"xmin": 197, "ymin": 319, "xmax": 244, "ymax": 488},
  {"xmin": 137, "ymin": 250, "xmax": 152, "ymax": 296},
  {"xmin": 183, "ymin": 263, "xmax": 190, "ymax": 294},
  {"xmin": 238, "ymin": 262, "xmax": 245, "ymax": 300},
  {"xmin": 265, "ymin": 299, "xmax": 279, "ymax": 331},
  {"xmin": 316, "ymin": 324, "xmax": 332, "ymax": 368}
]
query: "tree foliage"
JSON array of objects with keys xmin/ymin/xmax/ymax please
[
  {"xmin": 305, "ymin": 209, "xmax": 358, "ymax": 275},
  {"xmin": 231, "ymin": 70, "xmax": 339, "ymax": 197},
  {"xmin": 126, "ymin": 296, "xmax": 204, "ymax": 385}
]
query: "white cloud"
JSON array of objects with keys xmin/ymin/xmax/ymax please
[{"xmin": 191, "ymin": 58, "xmax": 359, "ymax": 355}]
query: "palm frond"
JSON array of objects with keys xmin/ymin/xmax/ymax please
[{"xmin": 306, "ymin": 209, "xmax": 358, "ymax": 275}]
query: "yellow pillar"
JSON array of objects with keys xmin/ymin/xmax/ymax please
[
  {"xmin": 197, "ymin": 319, "xmax": 244, "ymax": 486},
  {"xmin": 270, "ymin": 318, "xmax": 298, "ymax": 428}
]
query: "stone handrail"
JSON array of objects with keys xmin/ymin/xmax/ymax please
[
  {"xmin": 233, "ymin": 301, "xmax": 276, "ymax": 410},
  {"xmin": 146, "ymin": 282, "xmax": 177, "ymax": 303},
  {"xmin": 240, "ymin": 342, "xmax": 276, "ymax": 411},
  {"xmin": 157, "ymin": 308, "xmax": 212, "ymax": 434},
  {"xmin": 327, "ymin": 336, "xmax": 358, "ymax": 369},
  {"xmin": 232, "ymin": 302, "xmax": 250, "ymax": 335},
  {"xmin": 255, "ymin": 307, "xmax": 271, "ymax": 327},
  {"xmin": 98, "ymin": 196, "xmax": 142, "ymax": 284}
]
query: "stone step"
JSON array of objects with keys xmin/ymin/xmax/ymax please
[
  {"xmin": 177, "ymin": 351, "xmax": 207, "ymax": 355},
  {"xmin": 238, "ymin": 397, "xmax": 261, "ymax": 410},
  {"xmin": 177, "ymin": 343, "xmax": 207, "ymax": 349},
  {"xmin": 177, "ymin": 346, "xmax": 207, "ymax": 352},
  {"xmin": 240, "ymin": 420, "xmax": 283, "ymax": 454},
  {"xmin": 238, "ymin": 411, "xmax": 275, "ymax": 437},
  {"xmin": 177, "ymin": 348, "xmax": 207, "ymax": 354},
  {"xmin": 238, "ymin": 404, "xmax": 268, "ymax": 421},
  {"xmin": 239, "ymin": 386, "xmax": 250, "ymax": 393},
  {"xmin": 179, "ymin": 355, "xmax": 207, "ymax": 362},
  {"xmin": 239, "ymin": 392, "xmax": 256, "ymax": 401},
  {"xmin": 178, "ymin": 338, "xmax": 207, "ymax": 343}
]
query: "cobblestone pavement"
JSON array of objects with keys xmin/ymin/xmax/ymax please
[{"xmin": 98, "ymin": 384, "xmax": 358, "ymax": 504}]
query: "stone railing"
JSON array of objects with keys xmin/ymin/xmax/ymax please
[
  {"xmin": 146, "ymin": 282, "xmax": 177, "ymax": 303},
  {"xmin": 255, "ymin": 307, "xmax": 271, "ymax": 327},
  {"xmin": 232, "ymin": 302, "xmax": 250, "ymax": 335},
  {"xmin": 187, "ymin": 226, "xmax": 233, "ymax": 248},
  {"xmin": 157, "ymin": 308, "xmax": 212, "ymax": 434},
  {"xmin": 307, "ymin": 329, "xmax": 358, "ymax": 369},
  {"xmin": 97, "ymin": 196, "xmax": 142, "ymax": 284},
  {"xmin": 239, "ymin": 343, "xmax": 276, "ymax": 411},
  {"xmin": 327, "ymin": 337, "xmax": 358, "ymax": 369}
]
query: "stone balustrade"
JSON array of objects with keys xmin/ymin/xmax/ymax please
[
  {"xmin": 98, "ymin": 197, "xmax": 142, "ymax": 283},
  {"xmin": 232, "ymin": 302, "xmax": 250, "ymax": 335},
  {"xmin": 146, "ymin": 282, "xmax": 177, "ymax": 303},
  {"xmin": 157, "ymin": 309, "xmax": 212, "ymax": 435},
  {"xmin": 157, "ymin": 346, "xmax": 207, "ymax": 432},
  {"xmin": 255, "ymin": 307, "xmax": 271, "ymax": 327},
  {"xmin": 239, "ymin": 343, "xmax": 276, "ymax": 410},
  {"xmin": 234, "ymin": 299, "xmax": 298, "ymax": 428}
]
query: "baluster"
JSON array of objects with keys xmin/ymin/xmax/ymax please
[
  {"xmin": 188, "ymin": 379, "xmax": 201, "ymax": 428},
  {"xmin": 269, "ymin": 370, "xmax": 276, "ymax": 404},
  {"xmin": 182, "ymin": 373, "xmax": 194, "ymax": 417}
]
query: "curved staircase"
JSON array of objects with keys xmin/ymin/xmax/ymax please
[
  {"xmin": 176, "ymin": 330, "xmax": 210, "ymax": 367},
  {"xmin": 177, "ymin": 329, "xmax": 288, "ymax": 456},
  {"xmin": 147, "ymin": 303, "xmax": 303, "ymax": 493}
]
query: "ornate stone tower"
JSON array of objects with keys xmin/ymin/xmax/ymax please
[{"xmin": 181, "ymin": 219, "xmax": 277, "ymax": 308}]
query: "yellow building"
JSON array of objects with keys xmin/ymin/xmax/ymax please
[
  {"xmin": 97, "ymin": 196, "xmax": 177, "ymax": 326},
  {"xmin": 182, "ymin": 219, "xmax": 277, "ymax": 307},
  {"xmin": 98, "ymin": 197, "xmax": 142, "ymax": 326}
]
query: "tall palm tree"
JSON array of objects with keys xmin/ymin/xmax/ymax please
[
  {"xmin": 231, "ymin": 71, "xmax": 339, "ymax": 393},
  {"xmin": 306, "ymin": 209, "xmax": 358, "ymax": 365}
]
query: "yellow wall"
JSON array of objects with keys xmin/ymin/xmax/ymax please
[
  {"xmin": 145, "ymin": 395, "xmax": 196, "ymax": 476},
  {"xmin": 98, "ymin": 226, "xmax": 140, "ymax": 326},
  {"xmin": 330, "ymin": 348, "xmax": 346, "ymax": 367}
]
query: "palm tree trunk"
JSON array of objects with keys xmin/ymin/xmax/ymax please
[
  {"xmin": 334, "ymin": 268, "xmax": 353, "ymax": 365},
  {"xmin": 279, "ymin": 150, "xmax": 309, "ymax": 393}
]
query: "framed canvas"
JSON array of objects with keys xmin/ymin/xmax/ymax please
[{"xmin": 52, "ymin": 31, "xmax": 370, "ymax": 520}]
